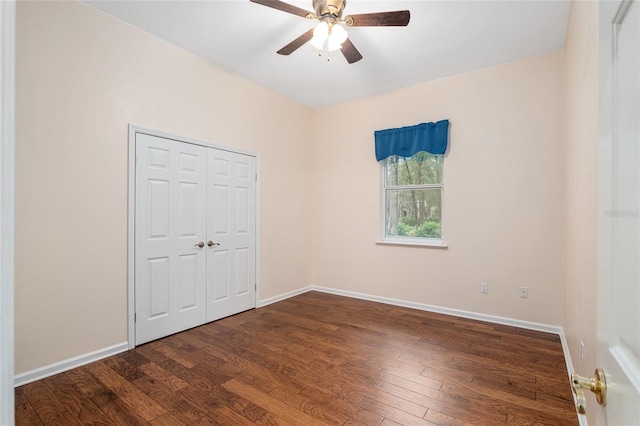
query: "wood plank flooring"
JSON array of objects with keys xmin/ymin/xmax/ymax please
[{"xmin": 15, "ymin": 291, "xmax": 579, "ymax": 425}]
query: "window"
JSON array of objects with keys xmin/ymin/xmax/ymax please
[{"xmin": 382, "ymin": 151, "xmax": 444, "ymax": 244}]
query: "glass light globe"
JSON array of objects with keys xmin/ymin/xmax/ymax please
[
  {"xmin": 310, "ymin": 21, "xmax": 329, "ymax": 50},
  {"xmin": 327, "ymin": 24, "xmax": 348, "ymax": 51}
]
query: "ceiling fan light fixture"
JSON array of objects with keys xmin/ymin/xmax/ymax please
[
  {"xmin": 310, "ymin": 21, "xmax": 347, "ymax": 51},
  {"xmin": 310, "ymin": 21, "xmax": 329, "ymax": 49},
  {"xmin": 328, "ymin": 24, "xmax": 347, "ymax": 51}
]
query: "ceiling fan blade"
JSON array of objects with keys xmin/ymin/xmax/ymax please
[
  {"xmin": 344, "ymin": 10, "xmax": 410, "ymax": 27},
  {"xmin": 341, "ymin": 38, "xmax": 363, "ymax": 64},
  {"xmin": 277, "ymin": 28, "xmax": 314, "ymax": 55},
  {"xmin": 250, "ymin": 0, "xmax": 315, "ymax": 19}
]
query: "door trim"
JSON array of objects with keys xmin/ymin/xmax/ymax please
[
  {"xmin": 127, "ymin": 125, "xmax": 260, "ymax": 349},
  {"xmin": 0, "ymin": 0, "xmax": 15, "ymax": 420}
]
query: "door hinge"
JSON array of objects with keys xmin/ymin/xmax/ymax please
[
  {"xmin": 134, "ymin": 313, "xmax": 137, "ymax": 322},
  {"xmin": 255, "ymin": 173, "xmax": 258, "ymax": 182}
]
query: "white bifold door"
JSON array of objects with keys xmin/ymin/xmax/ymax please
[{"xmin": 135, "ymin": 133, "xmax": 256, "ymax": 345}]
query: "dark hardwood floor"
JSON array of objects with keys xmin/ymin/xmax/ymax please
[{"xmin": 15, "ymin": 291, "xmax": 579, "ymax": 425}]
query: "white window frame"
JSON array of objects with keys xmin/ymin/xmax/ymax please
[{"xmin": 377, "ymin": 154, "xmax": 447, "ymax": 248}]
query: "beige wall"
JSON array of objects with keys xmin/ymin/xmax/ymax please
[
  {"xmin": 310, "ymin": 52, "xmax": 565, "ymax": 325},
  {"xmin": 562, "ymin": 2, "xmax": 599, "ymax": 425},
  {"xmin": 15, "ymin": 1, "xmax": 312, "ymax": 373}
]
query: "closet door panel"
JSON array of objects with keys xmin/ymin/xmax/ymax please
[
  {"xmin": 206, "ymin": 149, "xmax": 256, "ymax": 321},
  {"xmin": 135, "ymin": 134, "xmax": 207, "ymax": 345}
]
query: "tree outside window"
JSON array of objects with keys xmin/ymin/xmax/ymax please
[{"xmin": 383, "ymin": 152, "xmax": 443, "ymax": 241}]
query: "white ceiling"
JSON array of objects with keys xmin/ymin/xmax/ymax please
[{"xmin": 84, "ymin": 0, "xmax": 571, "ymax": 109}]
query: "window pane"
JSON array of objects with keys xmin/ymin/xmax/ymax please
[
  {"xmin": 385, "ymin": 188, "xmax": 442, "ymax": 238},
  {"xmin": 385, "ymin": 152, "xmax": 443, "ymax": 186}
]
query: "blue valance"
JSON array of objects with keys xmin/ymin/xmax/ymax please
[{"xmin": 374, "ymin": 119, "xmax": 449, "ymax": 161}]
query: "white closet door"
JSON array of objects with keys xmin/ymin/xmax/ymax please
[
  {"xmin": 135, "ymin": 134, "xmax": 208, "ymax": 345},
  {"xmin": 206, "ymin": 149, "xmax": 257, "ymax": 321}
]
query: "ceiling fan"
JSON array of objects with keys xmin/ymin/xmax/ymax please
[{"xmin": 250, "ymin": 0, "xmax": 410, "ymax": 64}]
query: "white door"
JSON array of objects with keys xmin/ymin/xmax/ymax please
[
  {"xmin": 597, "ymin": 0, "xmax": 640, "ymax": 424},
  {"xmin": 135, "ymin": 134, "xmax": 208, "ymax": 345},
  {"xmin": 206, "ymin": 149, "xmax": 257, "ymax": 321}
]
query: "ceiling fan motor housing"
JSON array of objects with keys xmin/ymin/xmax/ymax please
[{"xmin": 313, "ymin": 0, "xmax": 346, "ymax": 19}]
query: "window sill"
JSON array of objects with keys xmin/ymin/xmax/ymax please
[{"xmin": 375, "ymin": 240, "xmax": 448, "ymax": 248}]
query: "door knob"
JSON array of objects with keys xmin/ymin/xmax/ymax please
[
  {"xmin": 571, "ymin": 368, "xmax": 606, "ymax": 414},
  {"xmin": 194, "ymin": 242, "xmax": 205, "ymax": 248},
  {"xmin": 207, "ymin": 241, "xmax": 220, "ymax": 247}
]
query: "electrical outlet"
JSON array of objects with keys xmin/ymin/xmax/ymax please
[
  {"xmin": 296, "ymin": 265, "xmax": 302, "ymax": 274},
  {"xmin": 480, "ymin": 282, "xmax": 488, "ymax": 294},
  {"xmin": 520, "ymin": 286, "xmax": 528, "ymax": 298}
]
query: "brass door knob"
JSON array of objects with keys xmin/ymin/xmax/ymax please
[
  {"xmin": 194, "ymin": 242, "xmax": 205, "ymax": 248},
  {"xmin": 571, "ymin": 368, "xmax": 606, "ymax": 414},
  {"xmin": 207, "ymin": 241, "xmax": 220, "ymax": 247}
]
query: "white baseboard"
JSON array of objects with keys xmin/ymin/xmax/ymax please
[
  {"xmin": 258, "ymin": 285, "xmax": 312, "ymax": 308},
  {"xmin": 14, "ymin": 341, "xmax": 128, "ymax": 387},
  {"xmin": 559, "ymin": 329, "xmax": 589, "ymax": 426},
  {"xmin": 311, "ymin": 285, "xmax": 562, "ymax": 334}
]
